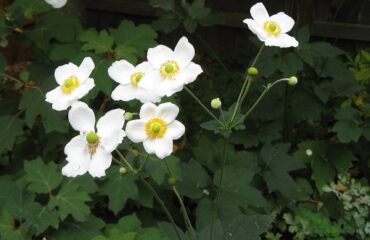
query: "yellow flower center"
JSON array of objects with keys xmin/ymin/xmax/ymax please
[
  {"xmin": 264, "ymin": 21, "xmax": 281, "ymax": 36},
  {"xmin": 160, "ymin": 60, "xmax": 179, "ymax": 79},
  {"xmin": 130, "ymin": 72, "xmax": 144, "ymax": 87},
  {"xmin": 61, "ymin": 75, "xmax": 79, "ymax": 94},
  {"xmin": 145, "ymin": 117, "xmax": 167, "ymax": 139}
]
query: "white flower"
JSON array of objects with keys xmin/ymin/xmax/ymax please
[
  {"xmin": 45, "ymin": 57, "xmax": 95, "ymax": 111},
  {"xmin": 108, "ymin": 60, "xmax": 161, "ymax": 103},
  {"xmin": 144, "ymin": 36, "xmax": 203, "ymax": 97},
  {"xmin": 62, "ymin": 102, "xmax": 126, "ymax": 178},
  {"xmin": 125, "ymin": 102, "xmax": 185, "ymax": 159},
  {"xmin": 243, "ymin": 2, "xmax": 298, "ymax": 48},
  {"xmin": 45, "ymin": 0, "xmax": 67, "ymax": 8}
]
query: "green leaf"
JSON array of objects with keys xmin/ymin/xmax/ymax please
[
  {"xmin": 115, "ymin": 45, "xmax": 138, "ymax": 64},
  {"xmin": 112, "ymin": 20, "xmax": 157, "ymax": 57},
  {"xmin": 7, "ymin": 0, "xmax": 50, "ymax": 19},
  {"xmin": 0, "ymin": 211, "xmax": 30, "ymax": 240},
  {"xmin": 0, "ymin": 115, "xmax": 24, "ymax": 152},
  {"xmin": 117, "ymin": 214, "xmax": 141, "ymax": 232},
  {"xmin": 100, "ymin": 166, "xmax": 139, "ymax": 214},
  {"xmin": 50, "ymin": 216, "xmax": 105, "ymax": 240},
  {"xmin": 309, "ymin": 42, "xmax": 345, "ymax": 57},
  {"xmin": 26, "ymin": 12, "xmax": 82, "ymax": 50},
  {"xmin": 261, "ymin": 144, "xmax": 306, "ymax": 200},
  {"xmin": 24, "ymin": 158, "xmax": 62, "ymax": 194},
  {"xmin": 91, "ymin": 59, "xmax": 113, "ymax": 95},
  {"xmin": 23, "ymin": 202, "xmax": 59, "ymax": 234},
  {"xmin": 332, "ymin": 107, "xmax": 362, "ymax": 143},
  {"xmin": 149, "ymin": 156, "xmax": 182, "ymax": 185},
  {"xmin": 150, "ymin": 0, "xmax": 175, "ymax": 11},
  {"xmin": 152, "ymin": 14, "xmax": 181, "ymax": 34},
  {"xmin": 223, "ymin": 214, "xmax": 274, "ymax": 240},
  {"xmin": 80, "ymin": 29, "xmax": 114, "ymax": 54},
  {"xmin": 49, "ymin": 183, "xmax": 91, "ymax": 221}
]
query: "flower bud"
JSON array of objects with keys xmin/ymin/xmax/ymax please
[
  {"xmin": 288, "ymin": 76, "xmax": 298, "ymax": 86},
  {"xmin": 119, "ymin": 167, "xmax": 127, "ymax": 174},
  {"xmin": 167, "ymin": 177, "xmax": 177, "ymax": 186},
  {"xmin": 124, "ymin": 112, "xmax": 134, "ymax": 121},
  {"xmin": 211, "ymin": 98, "xmax": 222, "ymax": 109},
  {"xmin": 247, "ymin": 67, "xmax": 259, "ymax": 76}
]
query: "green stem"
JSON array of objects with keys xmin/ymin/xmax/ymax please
[
  {"xmin": 164, "ymin": 159, "xmax": 196, "ymax": 240},
  {"xmin": 140, "ymin": 177, "xmax": 183, "ymax": 240},
  {"xmin": 230, "ymin": 44, "xmax": 265, "ymax": 123},
  {"xmin": 209, "ymin": 137, "xmax": 228, "ymax": 240},
  {"xmin": 184, "ymin": 86, "xmax": 223, "ymax": 125},
  {"xmin": 115, "ymin": 150, "xmax": 135, "ymax": 172},
  {"xmin": 233, "ymin": 78, "xmax": 289, "ymax": 126}
]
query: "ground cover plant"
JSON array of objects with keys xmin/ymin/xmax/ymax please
[{"xmin": 0, "ymin": 0, "xmax": 369, "ymax": 239}]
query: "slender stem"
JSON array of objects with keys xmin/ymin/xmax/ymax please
[
  {"xmin": 219, "ymin": 108, "xmax": 226, "ymax": 124},
  {"xmin": 140, "ymin": 177, "xmax": 183, "ymax": 240},
  {"xmin": 195, "ymin": 33, "xmax": 235, "ymax": 81},
  {"xmin": 184, "ymin": 86, "xmax": 223, "ymax": 125},
  {"xmin": 233, "ymin": 78, "xmax": 289, "ymax": 126},
  {"xmin": 209, "ymin": 137, "xmax": 228, "ymax": 240},
  {"xmin": 115, "ymin": 150, "xmax": 135, "ymax": 172},
  {"xmin": 164, "ymin": 159, "xmax": 196, "ymax": 240},
  {"xmin": 230, "ymin": 45, "xmax": 265, "ymax": 123}
]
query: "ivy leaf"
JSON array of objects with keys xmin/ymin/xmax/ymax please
[
  {"xmin": 24, "ymin": 158, "xmax": 62, "ymax": 194},
  {"xmin": 223, "ymin": 214, "xmax": 274, "ymax": 240},
  {"xmin": 99, "ymin": 166, "xmax": 139, "ymax": 214},
  {"xmin": 0, "ymin": 115, "xmax": 24, "ymax": 152},
  {"xmin": 80, "ymin": 29, "xmax": 114, "ymax": 54},
  {"xmin": 50, "ymin": 216, "xmax": 105, "ymax": 240},
  {"xmin": 260, "ymin": 143, "xmax": 306, "ymax": 200},
  {"xmin": 49, "ymin": 183, "xmax": 91, "ymax": 221},
  {"xmin": 112, "ymin": 20, "xmax": 157, "ymax": 56}
]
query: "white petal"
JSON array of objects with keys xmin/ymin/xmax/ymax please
[
  {"xmin": 154, "ymin": 137, "xmax": 173, "ymax": 159},
  {"xmin": 135, "ymin": 61, "xmax": 155, "ymax": 73},
  {"xmin": 243, "ymin": 19, "xmax": 268, "ymax": 41},
  {"xmin": 139, "ymin": 71, "xmax": 164, "ymax": 92},
  {"xmin": 73, "ymin": 78, "xmax": 95, "ymax": 99},
  {"xmin": 46, "ymin": 87, "xmax": 63, "ymax": 103},
  {"xmin": 136, "ymin": 89, "xmax": 162, "ymax": 103},
  {"xmin": 126, "ymin": 120, "xmax": 148, "ymax": 143},
  {"xmin": 265, "ymin": 33, "xmax": 299, "ymax": 48},
  {"xmin": 62, "ymin": 152, "xmax": 90, "ymax": 177},
  {"xmin": 174, "ymin": 36, "xmax": 195, "ymax": 68},
  {"xmin": 97, "ymin": 108, "xmax": 125, "ymax": 137},
  {"xmin": 100, "ymin": 129, "xmax": 126, "ymax": 152},
  {"xmin": 147, "ymin": 45, "xmax": 174, "ymax": 69},
  {"xmin": 46, "ymin": 0, "xmax": 67, "ymax": 8},
  {"xmin": 140, "ymin": 102, "xmax": 157, "ymax": 120},
  {"xmin": 68, "ymin": 102, "xmax": 95, "ymax": 132},
  {"xmin": 167, "ymin": 120, "xmax": 185, "ymax": 140},
  {"xmin": 111, "ymin": 85, "xmax": 138, "ymax": 102},
  {"xmin": 64, "ymin": 135, "xmax": 86, "ymax": 156},
  {"xmin": 158, "ymin": 79, "xmax": 184, "ymax": 97},
  {"xmin": 250, "ymin": 2, "xmax": 269, "ymax": 26},
  {"xmin": 270, "ymin": 12, "xmax": 295, "ymax": 33},
  {"xmin": 76, "ymin": 57, "xmax": 95, "ymax": 82},
  {"xmin": 54, "ymin": 63, "xmax": 78, "ymax": 85},
  {"xmin": 88, "ymin": 147, "xmax": 112, "ymax": 177},
  {"xmin": 143, "ymin": 138, "xmax": 156, "ymax": 155},
  {"xmin": 51, "ymin": 95, "xmax": 76, "ymax": 111},
  {"xmin": 108, "ymin": 60, "xmax": 134, "ymax": 84},
  {"xmin": 156, "ymin": 102, "xmax": 179, "ymax": 123},
  {"xmin": 176, "ymin": 62, "xmax": 203, "ymax": 84}
]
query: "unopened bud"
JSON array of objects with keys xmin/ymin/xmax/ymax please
[
  {"xmin": 167, "ymin": 177, "xmax": 177, "ymax": 186},
  {"xmin": 124, "ymin": 112, "xmax": 134, "ymax": 121},
  {"xmin": 211, "ymin": 98, "xmax": 222, "ymax": 109},
  {"xmin": 247, "ymin": 67, "xmax": 259, "ymax": 76},
  {"xmin": 119, "ymin": 167, "xmax": 127, "ymax": 174},
  {"xmin": 288, "ymin": 76, "xmax": 298, "ymax": 86}
]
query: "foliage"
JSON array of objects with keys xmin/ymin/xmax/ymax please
[{"xmin": 0, "ymin": 0, "xmax": 369, "ymax": 240}]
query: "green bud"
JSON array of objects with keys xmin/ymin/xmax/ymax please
[
  {"xmin": 119, "ymin": 167, "xmax": 127, "ymax": 174},
  {"xmin": 167, "ymin": 177, "xmax": 177, "ymax": 186},
  {"xmin": 124, "ymin": 112, "xmax": 134, "ymax": 121},
  {"xmin": 247, "ymin": 67, "xmax": 259, "ymax": 76},
  {"xmin": 86, "ymin": 132, "xmax": 99, "ymax": 144},
  {"xmin": 211, "ymin": 98, "xmax": 222, "ymax": 109},
  {"xmin": 288, "ymin": 76, "xmax": 298, "ymax": 86}
]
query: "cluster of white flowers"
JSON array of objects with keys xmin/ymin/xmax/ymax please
[{"xmin": 46, "ymin": 2, "xmax": 299, "ymax": 178}]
